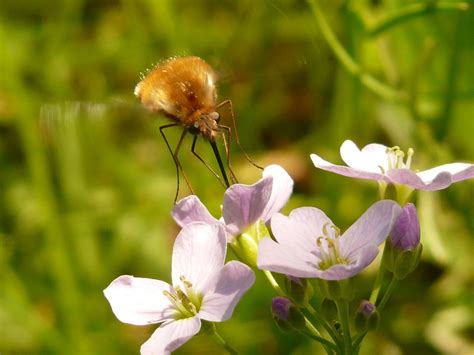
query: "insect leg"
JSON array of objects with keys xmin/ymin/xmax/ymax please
[
  {"xmin": 191, "ymin": 135, "xmax": 226, "ymax": 188},
  {"xmin": 216, "ymin": 99, "xmax": 263, "ymax": 170},
  {"xmin": 216, "ymin": 124, "xmax": 239, "ymax": 184},
  {"xmin": 159, "ymin": 124, "xmax": 194, "ymax": 203}
]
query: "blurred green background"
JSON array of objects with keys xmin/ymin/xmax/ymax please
[{"xmin": 1, "ymin": 0, "xmax": 473, "ymax": 354}]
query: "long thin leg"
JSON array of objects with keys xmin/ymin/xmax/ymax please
[
  {"xmin": 191, "ymin": 135, "xmax": 226, "ymax": 188},
  {"xmin": 159, "ymin": 124, "xmax": 194, "ymax": 203},
  {"xmin": 216, "ymin": 99, "xmax": 263, "ymax": 170},
  {"xmin": 209, "ymin": 140, "xmax": 231, "ymax": 188},
  {"xmin": 216, "ymin": 124, "xmax": 238, "ymax": 184}
]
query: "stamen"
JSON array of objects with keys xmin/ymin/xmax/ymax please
[
  {"xmin": 315, "ymin": 224, "xmax": 348, "ymax": 270},
  {"xmin": 386, "ymin": 146, "xmax": 415, "ymax": 170},
  {"xmin": 406, "ymin": 148, "xmax": 414, "ymax": 169},
  {"xmin": 162, "ymin": 278, "xmax": 202, "ymax": 319}
]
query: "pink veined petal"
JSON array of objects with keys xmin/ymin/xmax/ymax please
[
  {"xmin": 257, "ymin": 237, "xmax": 320, "ymax": 278},
  {"xmin": 260, "ymin": 165, "xmax": 294, "ymax": 222},
  {"xmin": 271, "ymin": 208, "xmax": 333, "ymax": 257},
  {"xmin": 199, "ymin": 261, "xmax": 255, "ymax": 322},
  {"xmin": 104, "ymin": 275, "xmax": 174, "ymax": 325},
  {"xmin": 340, "ymin": 200, "xmax": 402, "ymax": 257},
  {"xmin": 172, "ymin": 223, "xmax": 226, "ymax": 294},
  {"xmin": 387, "ymin": 169, "xmax": 452, "ymax": 191},
  {"xmin": 172, "ymin": 195, "xmax": 219, "ymax": 228},
  {"xmin": 340, "ymin": 140, "xmax": 388, "ymax": 173},
  {"xmin": 222, "ymin": 176, "xmax": 273, "ymax": 236},
  {"xmin": 416, "ymin": 163, "xmax": 474, "ymax": 182},
  {"xmin": 446, "ymin": 163, "xmax": 474, "ymax": 182},
  {"xmin": 310, "ymin": 153, "xmax": 386, "ymax": 182},
  {"xmin": 317, "ymin": 244, "xmax": 380, "ymax": 280},
  {"xmin": 140, "ymin": 317, "xmax": 201, "ymax": 355}
]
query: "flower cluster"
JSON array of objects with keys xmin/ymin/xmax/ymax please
[{"xmin": 104, "ymin": 139, "xmax": 472, "ymax": 354}]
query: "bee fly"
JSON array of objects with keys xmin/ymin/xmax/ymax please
[{"xmin": 134, "ymin": 56, "xmax": 260, "ymax": 202}]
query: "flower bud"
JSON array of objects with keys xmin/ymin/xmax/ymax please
[
  {"xmin": 283, "ymin": 276, "xmax": 313, "ymax": 307},
  {"xmin": 354, "ymin": 300, "xmax": 379, "ymax": 332},
  {"xmin": 271, "ymin": 297, "xmax": 305, "ymax": 332},
  {"xmin": 384, "ymin": 204, "xmax": 423, "ymax": 279},
  {"xmin": 391, "ymin": 203, "xmax": 420, "ymax": 250}
]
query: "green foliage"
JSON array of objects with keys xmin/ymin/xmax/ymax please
[{"xmin": 0, "ymin": 0, "xmax": 472, "ymax": 354}]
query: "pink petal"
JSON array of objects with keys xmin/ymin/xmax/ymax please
[
  {"xmin": 417, "ymin": 163, "xmax": 474, "ymax": 182},
  {"xmin": 104, "ymin": 275, "xmax": 174, "ymax": 325},
  {"xmin": 317, "ymin": 245, "xmax": 379, "ymax": 280},
  {"xmin": 260, "ymin": 165, "xmax": 294, "ymax": 222},
  {"xmin": 310, "ymin": 153, "xmax": 386, "ymax": 181},
  {"xmin": 340, "ymin": 140, "xmax": 388, "ymax": 173},
  {"xmin": 172, "ymin": 195, "xmax": 219, "ymax": 227},
  {"xmin": 387, "ymin": 169, "xmax": 452, "ymax": 191},
  {"xmin": 140, "ymin": 317, "xmax": 201, "ymax": 355},
  {"xmin": 222, "ymin": 176, "xmax": 273, "ymax": 235},
  {"xmin": 257, "ymin": 237, "xmax": 319, "ymax": 278},
  {"xmin": 270, "ymin": 208, "xmax": 332, "ymax": 255},
  {"xmin": 199, "ymin": 261, "xmax": 255, "ymax": 322},
  {"xmin": 172, "ymin": 223, "xmax": 226, "ymax": 293},
  {"xmin": 340, "ymin": 200, "xmax": 402, "ymax": 257}
]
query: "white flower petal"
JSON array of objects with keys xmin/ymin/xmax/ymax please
[
  {"xmin": 260, "ymin": 165, "xmax": 294, "ymax": 222},
  {"xmin": 388, "ymin": 169, "xmax": 452, "ymax": 191},
  {"xmin": 271, "ymin": 208, "xmax": 333, "ymax": 256},
  {"xmin": 222, "ymin": 176, "xmax": 273, "ymax": 235},
  {"xmin": 257, "ymin": 237, "xmax": 319, "ymax": 278},
  {"xmin": 340, "ymin": 140, "xmax": 388, "ymax": 173},
  {"xmin": 310, "ymin": 153, "xmax": 385, "ymax": 181},
  {"xmin": 104, "ymin": 275, "xmax": 174, "ymax": 325},
  {"xmin": 140, "ymin": 317, "xmax": 201, "ymax": 355},
  {"xmin": 417, "ymin": 163, "xmax": 473, "ymax": 182},
  {"xmin": 172, "ymin": 195, "xmax": 219, "ymax": 227},
  {"xmin": 199, "ymin": 261, "xmax": 255, "ymax": 322},
  {"xmin": 317, "ymin": 245, "xmax": 379, "ymax": 280},
  {"xmin": 172, "ymin": 223, "xmax": 226, "ymax": 293},
  {"xmin": 340, "ymin": 200, "xmax": 402, "ymax": 257}
]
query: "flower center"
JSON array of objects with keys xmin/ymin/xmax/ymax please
[
  {"xmin": 163, "ymin": 276, "xmax": 202, "ymax": 319},
  {"xmin": 380, "ymin": 146, "xmax": 414, "ymax": 173},
  {"xmin": 316, "ymin": 223, "xmax": 348, "ymax": 270}
]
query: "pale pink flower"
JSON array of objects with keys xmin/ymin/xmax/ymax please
[
  {"xmin": 311, "ymin": 140, "xmax": 474, "ymax": 191},
  {"xmin": 104, "ymin": 223, "xmax": 255, "ymax": 354}
]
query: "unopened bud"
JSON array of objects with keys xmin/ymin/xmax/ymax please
[
  {"xmin": 271, "ymin": 297, "xmax": 305, "ymax": 332},
  {"xmin": 354, "ymin": 300, "xmax": 379, "ymax": 332},
  {"xmin": 391, "ymin": 203, "xmax": 420, "ymax": 250},
  {"xmin": 384, "ymin": 204, "xmax": 423, "ymax": 279}
]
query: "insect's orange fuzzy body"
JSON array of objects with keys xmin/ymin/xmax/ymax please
[{"xmin": 134, "ymin": 56, "xmax": 220, "ymax": 140}]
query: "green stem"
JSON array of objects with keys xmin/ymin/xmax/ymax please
[
  {"xmin": 307, "ymin": 0, "xmax": 406, "ymax": 102},
  {"xmin": 306, "ymin": 304, "xmax": 341, "ymax": 345},
  {"xmin": 352, "ymin": 332, "xmax": 367, "ymax": 353},
  {"xmin": 377, "ymin": 276, "xmax": 399, "ymax": 312},
  {"xmin": 367, "ymin": 1, "xmax": 469, "ymax": 37},
  {"xmin": 369, "ymin": 243, "xmax": 388, "ymax": 304},
  {"xmin": 262, "ymin": 270, "xmax": 285, "ymax": 296},
  {"xmin": 211, "ymin": 324, "xmax": 238, "ymax": 355},
  {"xmin": 336, "ymin": 301, "xmax": 352, "ymax": 355},
  {"xmin": 302, "ymin": 318, "xmax": 338, "ymax": 352}
]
